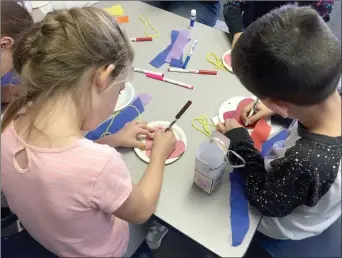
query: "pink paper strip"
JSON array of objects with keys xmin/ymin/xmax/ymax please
[{"xmin": 165, "ymin": 30, "xmax": 190, "ymax": 62}]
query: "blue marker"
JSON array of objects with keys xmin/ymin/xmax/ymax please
[
  {"xmin": 190, "ymin": 9, "xmax": 196, "ymax": 28},
  {"xmin": 183, "ymin": 39, "xmax": 198, "ymax": 69}
]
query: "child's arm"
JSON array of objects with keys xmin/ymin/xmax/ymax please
[
  {"xmin": 224, "ymin": 126, "xmax": 314, "ymax": 217},
  {"xmin": 90, "ymin": 130, "xmax": 176, "ymax": 224},
  {"xmin": 114, "ymin": 153, "xmax": 166, "ymax": 224}
]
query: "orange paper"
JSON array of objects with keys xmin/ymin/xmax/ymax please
[{"xmin": 116, "ymin": 16, "xmax": 129, "ymax": 24}]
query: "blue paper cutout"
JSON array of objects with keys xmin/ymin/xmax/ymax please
[
  {"xmin": 261, "ymin": 130, "xmax": 288, "ymax": 157},
  {"xmin": 229, "ymin": 130, "xmax": 289, "ymax": 247},
  {"xmin": 1, "ymin": 72, "xmax": 20, "ymax": 87},
  {"xmin": 150, "ymin": 30, "xmax": 180, "ymax": 68},
  {"xmin": 85, "ymin": 97, "xmax": 144, "ymax": 141},
  {"xmin": 170, "ymin": 55, "xmax": 185, "ymax": 68}
]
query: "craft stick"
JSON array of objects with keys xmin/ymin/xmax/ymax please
[{"xmin": 168, "ymin": 68, "xmax": 217, "ymax": 75}]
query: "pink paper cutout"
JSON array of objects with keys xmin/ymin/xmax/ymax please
[
  {"xmin": 223, "ymin": 53, "xmax": 232, "ymax": 68},
  {"xmin": 165, "ymin": 30, "xmax": 190, "ymax": 62}
]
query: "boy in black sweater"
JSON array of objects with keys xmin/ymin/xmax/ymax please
[{"xmin": 217, "ymin": 4, "xmax": 341, "ymax": 240}]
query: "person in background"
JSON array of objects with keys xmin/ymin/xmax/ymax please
[
  {"xmin": 1, "ymin": 7, "xmax": 177, "ymax": 257},
  {"xmin": 145, "ymin": 1, "xmax": 220, "ymax": 27},
  {"xmin": 217, "ymin": 4, "xmax": 341, "ymax": 240},
  {"xmin": 224, "ymin": 1, "xmax": 335, "ymax": 48},
  {"xmin": 1, "ymin": 0, "xmax": 33, "ymax": 104}
]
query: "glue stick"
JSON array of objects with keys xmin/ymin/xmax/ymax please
[{"xmin": 190, "ymin": 9, "xmax": 196, "ymax": 28}]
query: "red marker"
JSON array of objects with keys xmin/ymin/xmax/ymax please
[
  {"xmin": 168, "ymin": 67, "xmax": 217, "ymax": 75},
  {"xmin": 130, "ymin": 37, "xmax": 153, "ymax": 42},
  {"xmin": 146, "ymin": 73, "xmax": 194, "ymax": 90}
]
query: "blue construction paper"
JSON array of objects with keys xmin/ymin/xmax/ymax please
[
  {"xmin": 261, "ymin": 130, "xmax": 288, "ymax": 157},
  {"xmin": 150, "ymin": 30, "xmax": 180, "ymax": 68},
  {"xmin": 229, "ymin": 130, "xmax": 289, "ymax": 247},
  {"xmin": 170, "ymin": 54, "xmax": 185, "ymax": 68},
  {"xmin": 1, "ymin": 72, "xmax": 20, "ymax": 87},
  {"xmin": 85, "ymin": 97, "xmax": 144, "ymax": 141},
  {"xmin": 230, "ymin": 170, "xmax": 249, "ymax": 247}
]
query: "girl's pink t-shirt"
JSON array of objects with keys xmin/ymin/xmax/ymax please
[{"xmin": 1, "ymin": 123, "xmax": 132, "ymax": 257}]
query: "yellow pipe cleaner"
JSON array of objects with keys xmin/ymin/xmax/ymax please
[
  {"xmin": 101, "ymin": 105, "xmax": 141, "ymax": 138},
  {"xmin": 206, "ymin": 52, "xmax": 230, "ymax": 72},
  {"xmin": 191, "ymin": 116, "xmax": 216, "ymax": 138},
  {"xmin": 139, "ymin": 14, "xmax": 160, "ymax": 38}
]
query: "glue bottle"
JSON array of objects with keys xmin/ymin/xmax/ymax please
[{"xmin": 190, "ymin": 9, "xmax": 196, "ymax": 28}]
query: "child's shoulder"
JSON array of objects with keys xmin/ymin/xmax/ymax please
[
  {"xmin": 271, "ymin": 121, "xmax": 341, "ymax": 175},
  {"xmin": 74, "ymin": 138, "xmax": 122, "ymax": 165}
]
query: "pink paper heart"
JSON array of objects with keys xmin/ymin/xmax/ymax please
[
  {"xmin": 146, "ymin": 140, "xmax": 185, "ymax": 159},
  {"xmin": 223, "ymin": 53, "xmax": 232, "ymax": 68}
]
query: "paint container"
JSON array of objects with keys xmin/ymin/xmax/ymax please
[
  {"xmin": 193, "ymin": 131, "xmax": 245, "ymax": 194},
  {"xmin": 190, "ymin": 9, "xmax": 196, "ymax": 28}
]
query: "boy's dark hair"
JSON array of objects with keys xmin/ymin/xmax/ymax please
[
  {"xmin": 1, "ymin": 1, "xmax": 33, "ymax": 40},
  {"xmin": 231, "ymin": 4, "xmax": 341, "ymax": 106}
]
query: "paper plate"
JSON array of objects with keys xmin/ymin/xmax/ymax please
[
  {"xmin": 31, "ymin": 1, "xmax": 50, "ymax": 8},
  {"xmin": 114, "ymin": 82, "xmax": 135, "ymax": 112},
  {"xmin": 218, "ymin": 96, "xmax": 282, "ymax": 135},
  {"xmin": 222, "ymin": 49, "xmax": 233, "ymax": 73},
  {"xmin": 134, "ymin": 121, "xmax": 187, "ymax": 165}
]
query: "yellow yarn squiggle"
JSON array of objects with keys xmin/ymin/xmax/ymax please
[
  {"xmin": 139, "ymin": 14, "xmax": 159, "ymax": 38},
  {"xmin": 101, "ymin": 105, "xmax": 141, "ymax": 138},
  {"xmin": 206, "ymin": 52, "xmax": 229, "ymax": 72},
  {"xmin": 192, "ymin": 116, "xmax": 216, "ymax": 138}
]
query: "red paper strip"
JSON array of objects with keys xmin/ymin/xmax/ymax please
[{"xmin": 250, "ymin": 118, "xmax": 271, "ymax": 151}]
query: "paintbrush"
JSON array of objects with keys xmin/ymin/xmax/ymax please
[
  {"xmin": 245, "ymin": 98, "xmax": 259, "ymax": 126},
  {"xmin": 165, "ymin": 101, "xmax": 192, "ymax": 132}
]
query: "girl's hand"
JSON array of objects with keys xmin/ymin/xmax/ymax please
[
  {"xmin": 241, "ymin": 102, "xmax": 274, "ymax": 125},
  {"xmin": 151, "ymin": 130, "xmax": 177, "ymax": 161},
  {"xmin": 216, "ymin": 119, "xmax": 242, "ymax": 134},
  {"xmin": 108, "ymin": 121, "xmax": 155, "ymax": 149}
]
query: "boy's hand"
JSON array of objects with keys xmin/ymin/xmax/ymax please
[
  {"xmin": 216, "ymin": 119, "xmax": 242, "ymax": 134},
  {"xmin": 241, "ymin": 101, "xmax": 274, "ymax": 125}
]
